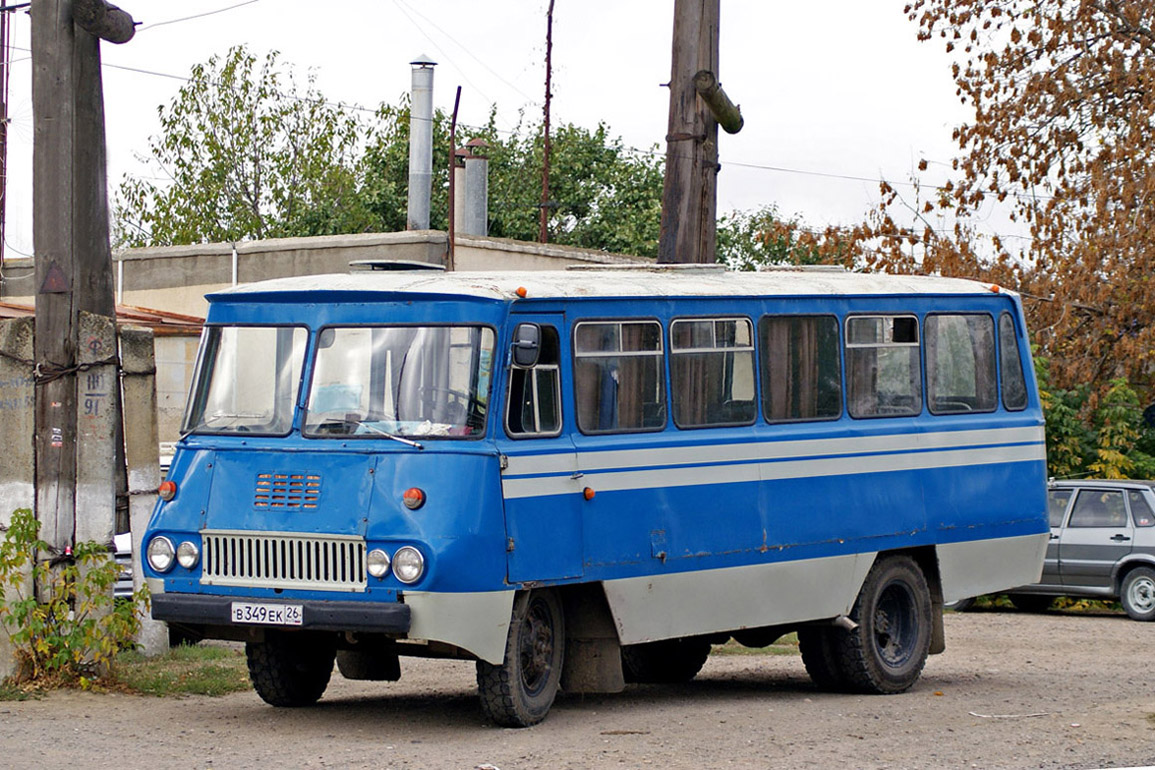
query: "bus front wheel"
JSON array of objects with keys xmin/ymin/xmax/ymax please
[
  {"xmin": 477, "ymin": 589, "xmax": 565, "ymax": 727},
  {"xmin": 245, "ymin": 631, "xmax": 336, "ymax": 707},
  {"xmin": 833, "ymin": 555, "xmax": 932, "ymax": 694}
]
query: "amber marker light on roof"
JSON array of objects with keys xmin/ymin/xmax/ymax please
[
  {"xmin": 158, "ymin": 480, "xmax": 177, "ymax": 501},
  {"xmin": 516, "ymin": 286, "xmax": 528, "ymax": 298}
]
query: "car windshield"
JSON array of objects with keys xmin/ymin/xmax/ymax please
[
  {"xmin": 183, "ymin": 326, "xmax": 308, "ymax": 436},
  {"xmin": 303, "ymin": 325, "xmax": 495, "ymax": 439}
]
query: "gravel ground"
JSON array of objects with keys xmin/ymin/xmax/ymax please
[{"xmin": 1, "ymin": 609, "xmax": 1153, "ymax": 770}]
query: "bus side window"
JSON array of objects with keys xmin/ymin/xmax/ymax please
[
  {"xmin": 846, "ymin": 315, "xmax": 922, "ymax": 418},
  {"xmin": 760, "ymin": 315, "xmax": 842, "ymax": 423},
  {"xmin": 574, "ymin": 320, "xmax": 666, "ymax": 434},
  {"xmin": 925, "ymin": 314, "xmax": 996, "ymax": 414},
  {"xmin": 669, "ymin": 317, "xmax": 756, "ymax": 428},
  {"xmin": 999, "ymin": 313, "xmax": 1028, "ymax": 411},
  {"xmin": 505, "ymin": 325, "xmax": 562, "ymax": 437}
]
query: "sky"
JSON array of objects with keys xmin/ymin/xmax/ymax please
[{"xmin": 0, "ymin": 0, "xmax": 977, "ymax": 263}]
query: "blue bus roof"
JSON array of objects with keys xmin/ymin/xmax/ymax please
[{"xmin": 209, "ymin": 266, "xmax": 1011, "ymax": 304}]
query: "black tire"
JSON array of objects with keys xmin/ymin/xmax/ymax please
[
  {"xmin": 830, "ymin": 556, "xmax": 933, "ymax": 694},
  {"xmin": 944, "ymin": 597, "xmax": 975, "ymax": 612},
  {"xmin": 476, "ymin": 590, "xmax": 565, "ymax": 727},
  {"xmin": 1008, "ymin": 594, "xmax": 1053, "ymax": 613},
  {"xmin": 245, "ymin": 631, "xmax": 336, "ymax": 707},
  {"xmin": 620, "ymin": 637, "xmax": 712, "ymax": 684},
  {"xmin": 797, "ymin": 626, "xmax": 845, "ymax": 691},
  {"xmin": 1120, "ymin": 567, "xmax": 1155, "ymax": 621}
]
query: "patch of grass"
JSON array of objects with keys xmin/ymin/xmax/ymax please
[
  {"xmin": 0, "ymin": 679, "xmax": 39, "ymax": 701},
  {"xmin": 714, "ymin": 633, "xmax": 799, "ymax": 656},
  {"xmin": 114, "ymin": 643, "xmax": 251, "ymax": 696}
]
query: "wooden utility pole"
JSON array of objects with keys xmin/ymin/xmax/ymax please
[
  {"xmin": 31, "ymin": 0, "xmax": 134, "ymax": 557},
  {"xmin": 0, "ymin": 8, "xmax": 11, "ymax": 273},
  {"xmin": 657, "ymin": 0, "xmax": 742, "ymax": 264},
  {"xmin": 538, "ymin": 0, "xmax": 555, "ymax": 244}
]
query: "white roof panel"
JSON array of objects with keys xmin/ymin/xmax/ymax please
[{"xmin": 214, "ymin": 266, "xmax": 1009, "ymax": 303}]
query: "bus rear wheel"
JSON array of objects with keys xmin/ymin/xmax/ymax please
[
  {"xmin": 821, "ymin": 556, "xmax": 932, "ymax": 694},
  {"xmin": 797, "ymin": 626, "xmax": 844, "ymax": 690},
  {"xmin": 477, "ymin": 589, "xmax": 565, "ymax": 727},
  {"xmin": 246, "ymin": 631, "xmax": 336, "ymax": 707}
]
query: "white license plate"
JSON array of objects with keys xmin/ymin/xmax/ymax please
[{"xmin": 231, "ymin": 602, "xmax": 303, "ymax": 626}]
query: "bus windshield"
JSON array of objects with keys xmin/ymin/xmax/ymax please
[
  {"xmin": 183, "ymin": 325, "xmax": 308, "ymax": 436},
  {"xmin": 303, "ymin": 325, "xmax": 495, "ymax": 439}
]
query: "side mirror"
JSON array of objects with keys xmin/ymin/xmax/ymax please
[{"xmin": 512, "ymin": 323, "xmax": 541, "ymax": 368}]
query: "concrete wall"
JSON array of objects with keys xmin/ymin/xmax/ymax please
[{"xmin": 2, "ymin": 231, "xmax": 647, "ymax": 315}]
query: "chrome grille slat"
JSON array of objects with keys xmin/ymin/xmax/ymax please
[{"xmin": 201, "ymin": 530, "xmax": 366, "ymax": 592}]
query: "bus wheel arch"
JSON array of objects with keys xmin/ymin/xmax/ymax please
[{"xmin": 476, "ymin": 588, "xmax": 566, "ymax": 727}]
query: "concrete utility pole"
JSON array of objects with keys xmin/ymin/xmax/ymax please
[
  {"xmin": 657, "ymin": 0, "xmax": 743, "ymax": 264},
  {"xmin": 31, "ymin": 0, "xmax": 134, "ymax": 559}
]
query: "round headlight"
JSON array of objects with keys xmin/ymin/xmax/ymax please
[
  {"xmin": 367, "ymin": 548, "xmax": 391, "ymax": 578},
  {"xmin": 392, "ymin": 546, "xmax": 425, "ymax": 584},
  {"xmin": 147, "ymin": 536, "xmax": 175, "ymax": 573},
  {"xmin": 176, "ymin": 540, "xmax": 200, "ymax": 569}
]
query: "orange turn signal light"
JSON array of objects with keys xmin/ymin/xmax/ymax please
[
  {"xmin": 403, "ymin": 487, "xmax": 426, "ymax": 510},
  {"xmin": 516, "ymin": 286, "xmax": 528, "ymax": 298},
  {"xmin": 583, "ymin": 487, "xmax": 596, "ymax": 501},
  {"xmin": 158, "ymin": 480, "xmax": 177, "ymax": 501}
]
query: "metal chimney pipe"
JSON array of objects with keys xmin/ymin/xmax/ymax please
[
  {"xmin": 407, "ymin": 54, "xmax": 436, "ymax": 231},
  {"xmin": 462, "ymin": 138, "xmax": 489, "ymax": 236}
]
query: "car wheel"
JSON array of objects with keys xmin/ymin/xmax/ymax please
[{"xmin": 1120, "ymin": 567, "xmax": 1155, "ymax": 621}]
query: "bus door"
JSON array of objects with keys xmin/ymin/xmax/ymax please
[{"xmin": 496, "ymin": 314, "xmax": 584, "ymax": 583}]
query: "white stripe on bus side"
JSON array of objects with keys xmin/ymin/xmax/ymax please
[
  {"xmin": 501, "ymin": 431, "xmax": 1046, "ymax": 500},
  {"xmin": 504, "ymin": 425, "xmax": 1043, "ymax": 478}
]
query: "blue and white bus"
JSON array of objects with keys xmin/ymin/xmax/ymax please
[{"xmin": 144, "ymin": 264, "xmax": 1049, "ymax": 726}]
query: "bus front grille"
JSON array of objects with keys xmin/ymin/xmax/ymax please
[{"xmin": 200, "ymin": 531, "xmax": 367, "ymax": 592}]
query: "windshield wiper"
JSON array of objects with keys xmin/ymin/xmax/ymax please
[{"xmin": 343, "ymin": 417, "xmax": 424, "ymax": 450}]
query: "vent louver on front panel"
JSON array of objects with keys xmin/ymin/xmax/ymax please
[
  {"xmin": 201, "ymin": 531, "xmax": 366, "ymax": 591},
  {"xmin": 254, "ymin": 472, "xmax": 321, "ymax": 509}
]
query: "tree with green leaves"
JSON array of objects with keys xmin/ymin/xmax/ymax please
[
  {"xmin": 717, "ymin": 205, "xmax": 857, "ymax": 270},
  {"xmin": 356, "ymin": 109, "xmax": 666, "ymax": 256},
  {"xmin": 115, "ymin": 46, "xmax": 668, "ymax": 257},
  {"xmin": 114, "ymin": 46, "xmax": 372, "ymax": 247}
]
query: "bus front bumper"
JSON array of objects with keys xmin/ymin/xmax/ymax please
[{"xmin": 152, "ymin": 593, "xmax": 411, "ymax": 634}]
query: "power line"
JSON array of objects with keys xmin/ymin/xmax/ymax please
[
  {"xmin": 137, "ymin": 1, "xmax": 262, "ymax": 32},
  {"xmin": 391, "ymin": 0, "xmax": 538, "ymax": 106}
]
